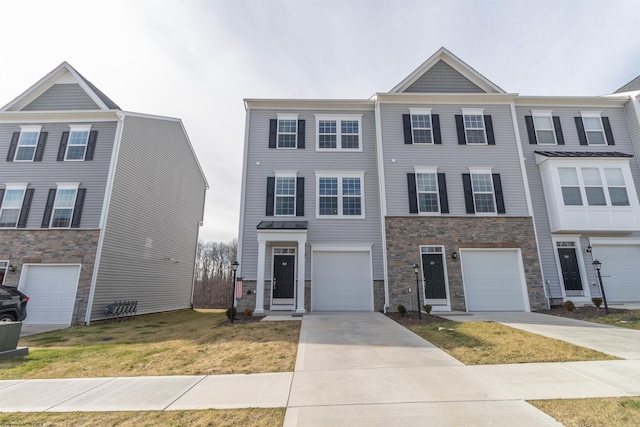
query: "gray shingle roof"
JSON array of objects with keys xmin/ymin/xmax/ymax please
[
  {"xmin": 535, "ymin": 151, "xmax": 633, "ymax": 158},
  {"xmin": 615, "ymin": 75, "xmax": 640, "ymax": 94},
  {"xmin": 67, "ymin": 63, "xmax": 121, "ymax": 110}
]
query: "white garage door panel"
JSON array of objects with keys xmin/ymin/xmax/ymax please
[
  {"xmin": 313, "ymin": 251, "xmax": 372, "ymax": 311},
  {"xmin": 461, "ymin": 250, "xmax": 526, "ymax": 311},
  {"xmin": 593, "ymin": 246, "xmax": 640, "ymax": 302},
  {"xmin": 19, "ymin": 265, "xmax": 81, "ymax": 325}
]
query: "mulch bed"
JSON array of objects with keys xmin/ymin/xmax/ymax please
[
  {"xmin": 541, "ymin": 305, "xmax": 630, "ymax": 321},
  {"xmin": 385, "ymin": 311, "xmax": 449, "ymax": 326}
]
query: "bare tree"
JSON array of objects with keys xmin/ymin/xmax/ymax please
[{"xmin": 193, "ymin": 239, "xmax": 238, "ymax": 308}]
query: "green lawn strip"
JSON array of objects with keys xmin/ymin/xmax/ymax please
[
  {"xmin": 406, "ymin": 320, "xmax": 618, "ymax": 364},
  {"xmin": 0, "ymin": 408, "xmax": 285, "ymax": 427},
  {"xmin": 0, "ymin": 309, "xmax": 300, "ymax": 379},
  {"xmin": 529, "ymin": 397, "xmax": 640, "ymax": 427},
  {"xmin": 590, "ymin": 309, "xmax": 640, "ymax": 330}
]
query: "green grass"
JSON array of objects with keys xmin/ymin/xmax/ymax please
[
  {"xmin": 405, "ymin": 320, "xmax": 618, "ymax": 364},
  {"xmin": 530, "ymin": 397, "xmax": 640, "ymax": 427},
  {"xmin": 591, "ymin": 309, "xmax": 640, "ymax": 330}
]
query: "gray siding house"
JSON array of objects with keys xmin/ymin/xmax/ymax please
[
  {"xmin": 0, "ymin": 62, "xmax": 207, "ymax": 325},
  {"xmin": 238, "ymin": 47, "xmax": 640, "ymax": 314}
]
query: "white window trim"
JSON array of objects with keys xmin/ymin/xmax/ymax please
[
  {"xmin": 531, "ymin": 110, "xmax": 557, "ymax": 145},
  {"xmin": 14, "ymin": 125, "xmax": 42, "ymax": 162},
  {"xmin": 274, "ymin": 172, "xmax": 297, "ymax": 217},
  {"xmin": 50, "ymin": 183, "xmax": 80, "ymax": 229},
  {"xmin": 413, "ymin": 166, "xmax": 440, "ymax": 216},
  {"xmin": 580, "ymin": 111, "xmax": 606, "ymax": 146},
  {"xmin": 557, "ymin": 164, "xmax": 633, "ymax": 208},
  {"xmin": 468, "ymin": 167, "xmax": 497, "ymax": 216},
  {"xmin": 64, "ymin": 125, "xmax": 92, "ymax": 161},
  {"xmin": 460, "ymin": 108, "xmax": 487, "ymax": 145},
  {"xmin": 315, "ymin": 114, "xmax": 363, "ymax": 152},
  {"xmin": 409, "ymin": 108, "xmax": 433, "ymax": 145},
  {"xmin": 0, "ymin": 184, "xmax": 28, "ymax": 229},
  {"xmin": 0, "ymin": 260, "xmax": 7, "ymax": 286},
  {"xmin": 551, "ymin": 234, "xmax": 592, "ymax": 301},
  {"xmin": 315, "ymin": 171, "xmax": 365, "ymax": 219},
  {"xmin": 276, "ymin": 114, "xmax": 298, "ymax": 150}
]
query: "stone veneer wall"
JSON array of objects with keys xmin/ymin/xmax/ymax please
[
  {"xmin": 385, "ymin": 216, "xmax": 546, "ymax": 312},
  {"xmin": 0, "ymin": 229, "xmax": 100, "ymax": 325}
]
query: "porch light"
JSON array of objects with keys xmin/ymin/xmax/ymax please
[
  {"xmin": 412, "ymin": 263, "xmax": 422, "ymax": 320},
  {"xmin": 592, "ymin": 260, "xmax": 609, "ymax": 315},
  {"xmin": 7, "ymin": 264, "xmax": 15, "ymax": 273},
  {"xmin": 592, "ymin": 260, "xmax": 601, "ymax": 271},
  {"xmin": 230, "ymin": 261, "xmax": 239, "ymax": 323},
  {"xmin": 452, "ymin": 251, "xmax": 458, "ymax": 260},
  {"xmin": 586, "ymin": 245, "xmax": 592, "ymax": 254}
]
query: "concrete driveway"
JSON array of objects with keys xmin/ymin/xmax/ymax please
[
  {"xmin": 284, "ymin": 312, "xmax": 561, "ymax": 426},
  {"xmin": 438, "ymin": 311, "xmax": 640, "ymax": 360}
]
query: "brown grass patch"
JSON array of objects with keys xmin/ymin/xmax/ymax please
[
  {"xmin": 0, "ymin": 310, "xmax": 299, "ymax": 379},
  {"xmin": 0, "ymin": 408, "xmax": 285, "ymax": 427},
  {"xmin": 530, "ymin": 397, "xmax": 640, "ymax": 427},
  {"xmin": 404, "ymin": 320, "xmax": 618, "ymax": 364}
]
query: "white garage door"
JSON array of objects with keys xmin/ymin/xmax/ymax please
[
  {"xmin": 592, "ymin": 245, "xmax": 640, "ymax": 302},
  {"xmin": 460, "ymin": 250, "xmax": 527, "ymax": 311},
  {"xmin": 19, "ymin": 265, "xmax": 81, "ymax": 325},
  {"xmin": 312, "ymin": 251, "xmax": 373, "ymax": 311}
]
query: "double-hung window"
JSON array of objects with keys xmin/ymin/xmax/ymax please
[
  {"xmin": 559, "ymin": 168, "xmax": 583, "ymax": 206},
  {"xmin": 558, "ymin": 166, "xmax": 631, "ymax": 207},
  {"xmin": 51, "ymin": 187, "xmax": 78, "ymax": 227},
  {"xmin": 605, "ymin": 168, "xmax": 630, "ymax": 206},
  {"xmin": 275, "ymin": 175, "xmax": 296, "ymax": 216},
  {"xmin": 416, "ymin": 172, "xmax": 439, "ymax": 212},
  {"xmin": 462, "ymin": 109, "xmax": 486, "ymax": 144},
  {"xmin": 533, "ymin": 111, "xmax": 556, "ymax": 144},
  {"xmin": 14, "ymin": 126, "xmax": 41, "ymax": 161},
  {"xmin": 463, "ymin": 168, "xmax": 505, "ymax": 214},
  {"xmin": 0, "ymin": 186, "xmax": 26, "ymax": 228},
  {"xmin": 582, "ymin": 168, "xmax": 606, "ymax": 206},
  {"xmin": 65, "ymin": 126, "xmax": 91, "ymax": 160},
  {"xmin": 316, "ymin": 173, "xmax": 364, "ymax": 218},
  {"xmin": 471, "ymin": 173, "xmax": 495, "ymax": 213},
  {"xmin": 315, "ymin": 115, "xmax": 362, "ymax": 151},
  {"xmin": 411, "ymin": 109, "xmax": 432, "ymax": 144},
  {"xmin": 582, "ymin": 114, "xmax": 606, "ymax": 145},
  {"xmin": 277, "ymin": 115, "xmax": 297, "ymax": 148}
]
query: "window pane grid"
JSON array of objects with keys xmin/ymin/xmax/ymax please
[
  {"xmin": 16, "ymin": 131, "xmax": 39, "ymax": 161},
  {"xmin": 277, "ymin": 120, "xmax": 297, "ymax": 148},
  {"xmin": 275, "ymin": 177, "xmax": 295, "ymax": 216},
  {"xmin": 318, "ymin": 177, "xmax": 362, "ymax": 217},
  {"xmin": 471, "ymin": 173, "xmax": 495, "ymax": 213},
  {"xmin": 66, "ymin": 130, "xmax": 89, "ymax": 160},
  {"xmin": 318, "ymin": 119, "xmax": 360, "ymax": 150}
]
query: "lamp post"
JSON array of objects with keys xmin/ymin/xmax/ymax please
[
  {"xmin": 230, "ymin": 261, "xmax": 239, "ymax": 323},
  {"xmin": 412, "ymin": 263, "xmax": 422, "ymax": 320},
  {"xmin": 592, "ymin": 260, "xmax": 609, "ymax": 315}
]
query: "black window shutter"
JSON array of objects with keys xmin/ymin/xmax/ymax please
[
  {"xmin": 297, "ymin": 120, "xmax": 305, "ymax": 149},
  {"xmin": 0, "ymin": 189, "xmax": 4, "ymax": 209},
  {"xmin": 484, "ymin": 115, "xmax": 495, "ymax": 145},
  {"xmin": 575, "ymin": 117, "xmax": 588, "ymax": 145},
  {"xmin": 268, "ymin": 119, "xmax": 277, "ymax": 148},
  {"xmin": 17, "ymin": 188, "xmax": 34, "ymax": 228},
  {"xmin": 553, "ymin": 116, "xmax": 565, "ymax": 145},
  {"xmin": 85, "ymin": 130, "xmax": 98, "ymax": 160},
  {"xmin": 525, "ymin": 116, "xmax": 537, "ymax": 144},
  {"xmin": 437, "ymin": 173, "xmax": 448, "ymax": 213},
  {"xmin": 455, "ymin": 115, "xmax": 466, "ymax": 145},
  {"xmin": 34, "ymin": 132, "xmax": 48, "ymax": 161},
  {"xmin": 402, "ymin": 114, "xmax": 413, "ymax": 144},
  {"xmin": 57, "ymin": 132, "xmax": 69, "ymax": 160},
  {"xmin": 432, "ymin": 114, "xmax": 442, "ymax": 144},
  {"xmin": 492, "ymin": 174, "xmax": 506, "ymax": 214},
  {"xmin": 602, "ymin": 117, "xmax": 615, "ymax": 145},
  {"xmin": 266, "ymin": 177, "xmax": 275, "ymax": 216},
  {"xmin": 407, "ymin": 173, "xmax": 418, "ymax": 213},
  {"xmin": 462, "ymin": 174, "xmax": 475, "ymax": 214},
  {"xmin": 296, "ymin": 177, "xmax": 304, "ymax": 216},
  {"xmin": 42, "ymin": 189, "xmax": 57, "ymax": 227},
  {"xmin": 70, "ymin": 188, "xmax": 86, "ymax": 228},
  {"xmin": 6, "ymin": 132, "xmax": 19, "ymax": 162}
]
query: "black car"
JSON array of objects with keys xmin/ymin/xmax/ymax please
[{"xmin": 0, "ymin": 285, "xmax": 29, "ymax": 322}]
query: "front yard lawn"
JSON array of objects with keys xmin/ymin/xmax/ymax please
[
  {"xmin": 0, "ymin": 408, "xmax": 285, "ymax": 427},
  {"xmin": 530, "ymin": 397, "xmax": 640, "ymax": 427},
  {"xmin": 543, "ymin": 306, "xmax": 640, "ymax": 330},
  {"xmin": 401, "ymin": 318, "xmax": 618, "ymax": 364},
  {"xmin": 0, "ymin": 309, "xmax": 300, "ymax": 379}
]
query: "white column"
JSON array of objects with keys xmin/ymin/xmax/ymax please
[
  {"xmin": 255, "ymin": 239, "xmax": 266, "ymax": 314},
  {"xmin": 296, "ymin": 240, "xmax": 306, "ymax": 314}
]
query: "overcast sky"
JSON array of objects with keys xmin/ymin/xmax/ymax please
[{"xmin": 1, "ymin": 0, "xmax": 639, "ymax": 243}]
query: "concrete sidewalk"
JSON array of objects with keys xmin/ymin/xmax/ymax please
[{"xmin": 438, "ymin": 311, "xmax": 640, "ymax": 360}]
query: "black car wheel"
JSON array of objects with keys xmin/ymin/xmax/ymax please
[{"xmin": 0, "ymin": 314, "xmax": 16, "ymax": 322}]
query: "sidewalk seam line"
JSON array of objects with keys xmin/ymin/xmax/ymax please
[
  {"xmin": 44, "ymin": 377, "xmax": 118, "ymax": 411},
  {"xmin": 558, "ymin": 363, "xmax": 634, "ymax": 396},
  {"xmin": 161, "ymin": 375, "xmax": 208, "ymax": 411}
]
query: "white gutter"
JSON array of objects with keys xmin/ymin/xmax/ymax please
[
  {"xmin": 236, "ymin": 104, "xmax": 251, "ymax": 277},
  {"xmin": 84, "ymin": 112, "xmax": 125, "ymax": 325},
  {"xmin": 373, "ymin": 97, "xmax": 390, "ymax": 312},
  {"xmin": 509, "ymin": 101, "xmax": 550, "ymax": 309}
]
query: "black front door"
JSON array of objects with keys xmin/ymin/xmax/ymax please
[
  {"xmin": 558, "ymin": 248, "xmax": 583, "ymax": 291},
  {"xmin": 422, "ymin": 253, "xmax": 447, "ymax": 299},
  {"xmin": 273, "ymin": 255, "xmax": 295, "ymax": 299}
]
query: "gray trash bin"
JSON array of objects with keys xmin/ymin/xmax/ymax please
[{"xmin": 0, "ymin": 322, "xmax": 22, "ymax": 352}]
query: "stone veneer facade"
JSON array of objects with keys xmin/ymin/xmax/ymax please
[
  {"xmin": 385, "ymin": 216, "xmax": 546, "ymax": 312},
  {"xmin": 0, "ymin": 229, "xmax": 100, "ymax": 325}
]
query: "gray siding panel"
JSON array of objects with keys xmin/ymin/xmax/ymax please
[
  {"xmin": 381, "ymin": 103, "xmax": 529, "ymax": 216},
  {"xmin": 404, "ymin": 61, "xmax": 485, "ymax": 93},
  {"xmin": 23, "ymin": 84, "xmax": 100, "ymax": 111},
  {"xmin": 241, "ymin": 109, "xmax": 383, "ymax": 281},
  {"xmin": 91, "ymin": 116, "xmax": 206, "ymax": 320},
  {"xmin": 0, "ymin": 122, "xmax": 117, "ymax": 229},
  {"xmin": 516, "ymin": 105, "xmax": 640, "ymax": 299}
]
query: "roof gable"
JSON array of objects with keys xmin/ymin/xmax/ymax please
[
  {"xmin": 1, "ymin": 62, "xmax": 120, "ymax": 112},
  {"xmin": 614, "ymin": 75, "xmax": 640, "ymax": 94},
  {"xmin": 390, "ymin": 47, "xmax": 505, "ymax": 94}
]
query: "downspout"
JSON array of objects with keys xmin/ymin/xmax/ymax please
[
  {"xmin": 374, "ymin": 97, "xmax": 390, "ymax": 313},
  {"xmin": 509, "ymin": 101, "xmax": 550, "ymax": 310}
]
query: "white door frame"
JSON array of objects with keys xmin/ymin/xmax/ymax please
[
  {"xmin": 270, "ymin": 247, "xmax": 296, "ymax": 310},
  {"xmin": 418, "ymin": 245, "xmax": 450, "ymax": 311},
  {"xmin": 551, "ymin": 234, "xmax": 592, "ymax": 302}
]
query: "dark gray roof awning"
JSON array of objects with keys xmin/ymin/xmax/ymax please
[
  {"xmin": 535, "ymin": 151, "xmax": 633, "ymax": 158},
  {"xmin": 257, "ymin": 221, "xmax": 308, "ymax": 230}
]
